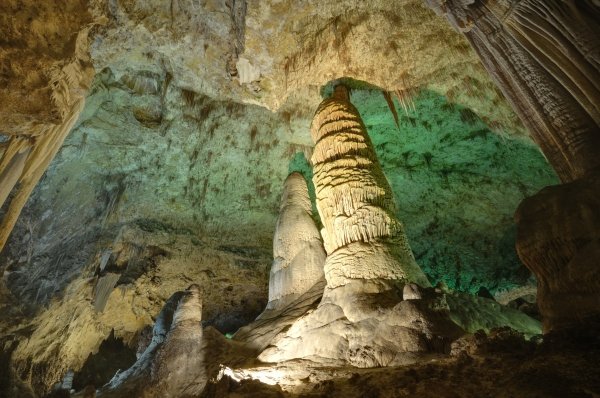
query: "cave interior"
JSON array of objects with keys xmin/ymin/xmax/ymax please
[{"xmin": 0, "ymin": 0, "xmax": 599, "ymax": 397}]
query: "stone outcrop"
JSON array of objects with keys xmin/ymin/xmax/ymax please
[
  {"xmin": 101, "ymin": 284, "xmax": 207, "ymax": 397},
  {"xmin": 425, "ymin": 0, "xmax": 600, "ymax": 182},
  {"xmin": 311, "ymin": 85, "xmax": 430, "ymax": 290},
  {"xmin": 515, "ymin": 172, "xmax": 600, "ymax": 332},
  {"xmin": 267, "ymin": 172, "xmax": 326, "ymax": 309}
]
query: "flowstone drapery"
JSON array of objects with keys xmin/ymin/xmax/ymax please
[
  {"xmin": 425, "ymin": 0, "xmax": 600, "ymax": 331},
  {"xmin": 425, "ymin": 0, "xmax": 600, "ymax": 183}
]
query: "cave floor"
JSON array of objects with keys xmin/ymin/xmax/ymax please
[{"xmin": 202, "ymin": 326, "xmax": 600, "ymax": 398}]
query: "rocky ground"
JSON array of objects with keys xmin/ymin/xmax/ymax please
[{"xmin": 207, "ymin": 324, "xmax": 600, "ymax": 398}]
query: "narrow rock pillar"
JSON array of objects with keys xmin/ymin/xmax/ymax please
[{"xmin": 267, "ymin": 172, "xmax": 326, "ymax": 309}]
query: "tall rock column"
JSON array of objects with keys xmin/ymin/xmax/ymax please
[
  {"xmin": 310, "ymin": 85, "xmax": 430, "ymax": 291},
  {"xmin": 425, "ymin": 0, "xmax": 600, "ymax": 183},
  {"xmin": 267, "ymin": 172, "xmax": 326, "ymax": 309}
]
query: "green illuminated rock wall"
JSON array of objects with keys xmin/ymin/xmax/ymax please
[{"xmin": 351, "ymin": 89, "xmax": 558, "ymax": 294}]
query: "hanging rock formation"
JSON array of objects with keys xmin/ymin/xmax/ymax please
[
  {"xmin": 424, "ymin": 0, "xmax": 600, "ymax": 183},
  {"xmin": 311, "ymin": 85, "xmax": 430, "ymax": 291},
  {"xmin": 267, "ymin": 172, "xmax": 326, "ymax": 309},
  {"xmin": 425, "ymin": 0, "xmax": 600, "ymax": 331},
  {"xmin": 0, "ymin": 5, "xmax": 98, "ymax": 251}
]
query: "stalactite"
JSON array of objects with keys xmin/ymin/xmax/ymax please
[
  {"xmin": 310, "ymin": 85, "xmax": 430, "ymax": 288},
  {"xmin": 0, "ymin": 139, "xmax": 31, "ymax": 208},
  {"xmin": 425, "ymin": 0, "xmax": 600, "ymax": 182},
  {"xmin": 92, "ymin": 273, "xmax": 120, "ymax": 312},
  {"xmin": 0, "ymin": 23, "xmax": 96, "ymax": 251},
  {"xmin": 425, "ymin": 0, "xmax": 600, "ymax": 331}
]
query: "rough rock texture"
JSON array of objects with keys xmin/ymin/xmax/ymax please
[
  {"xmin": 267, "ymin": 172, "xmax": 325, "ymax": 309},
  {"xmin": 252, "ymin": 90, "xmax": 540, "ymax": 368},
  {"xmin": 311, "ymin": 85, "xmax": 429, "ymax": 289},
  {"xmin": 0, "ymin": 0, "xmax": 100, "ymax": 251},
  {"xmin": 0, "ymin": 1, "xmax": 571, "ymax": 394},
  {"xmin": 3, "ymin": 223, "xmax": 268, "ymax": 396},
  {"xmin": 0, "ymin": 0, "xmax": 532, "ymax": 250},
  {"xmin": 215, "ymin": 325, "xmax": 600, "ymax": 397},
  {"xmin": 515, "ymin": 172, "xmax": 600, "ymax": 332},
  {"xmin": 0, "ymin": 82, "xmax": 555, "ymax": 396},
  {"xmin": 425, "ymin": 0, "xmax": 600, "ymax": 182},
  {"xmin": 101, "ymin": 284, "xmax": 207, "ymax": 397},
  {"xmin": 0, "ymin": 0, "xmax": 95, "ymax": 134},
  {"xmin": 425, "ymin": 0, "xmax": 600, "ymax": 333}
]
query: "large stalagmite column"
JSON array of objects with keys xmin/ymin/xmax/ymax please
[
  {"xmin": 267, "ymin": 172, "xmax": 326, "ymax": 309},
  {"xmin": 311, "ymin": 85, "xmax": 430, "ymax": 290}
]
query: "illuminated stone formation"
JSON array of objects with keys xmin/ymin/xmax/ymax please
[
  {"xmin": 310, "ymin": 85, "xmax": 430, "ymax": 289},
  {"xmin": 267, "ymin": 172, "xmax": 326, "ymax": 309}
]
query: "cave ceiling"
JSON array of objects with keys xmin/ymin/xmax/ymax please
[
  {"xmin": 0, "ymin": 0, "xmax": 559, "ymax": 323},
  {"xmin": 1, "ymin": 0, "xmax": 527, "ymax": 136}
]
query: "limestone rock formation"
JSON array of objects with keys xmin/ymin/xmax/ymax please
[
  {"xmin": 515, "ymin": 172, "xmax": 600, "ymax": 332},
  {"xmin": 311, "ymin": 85, "xmax": 430, "ymax": 290},
  {"xmin": 1, "ymin": 0, "xmax": 532, "ymax": 252},
  {"xmin": 425, "ymin": 0, "xmax": 600, "ymax": 182},
  {"xmin": 253, "ymin": 85, "xmax": 461, "ymax": 367},
  {"xmin": 4, "ymin": 0, "xmax": 595, "ymax": 396},
  {"xmin": 0, "ymin": 0, "xmax": 101, "ymax": 251},
  {"xmin": 267, "ymin": 172, "xmax": 326, "ymax": 309},
  {"xmin": 230, "ymin": 171, "xmax": 327, "ymax": 350},
  {"xmin": 101, "ymin": 284, "xmax": 206, "ymax": 397}
]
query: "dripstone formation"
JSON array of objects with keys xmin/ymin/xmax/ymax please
[
  {"xmin": 425, "ymin": 0, "xmax": 600, "ymax": 332},
  {"xmin": 311, "ymin": 85, "xmax": 430, "ymax": 291},
  {"xmin": 266, "ymin": 172, "xmax": 326, "ymax": 309},
  {"xmin": 1, "ymin": 1, "xmax": 599, "ymax": 396}
]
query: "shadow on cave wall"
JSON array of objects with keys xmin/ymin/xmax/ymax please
[{"xmin": 291, "ymin": 86, "xmax": 557, "ymax": 296}]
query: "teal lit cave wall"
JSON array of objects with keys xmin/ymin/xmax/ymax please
[{"xmin": 310, "ymin": 86, "xmax": 558, "ymax": 295}]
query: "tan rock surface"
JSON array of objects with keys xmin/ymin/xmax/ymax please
[{"xmin": 267, "ymin": 172, "xmax": 325, "ymax": 308}]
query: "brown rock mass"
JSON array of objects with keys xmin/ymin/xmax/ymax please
[
  {"xmin": 515, "ymin": 172, "xmax": 600, "ymax": 332},
  {"xmin": 425, "ymin": 0, "xmax": 600, "ymax": 182}
]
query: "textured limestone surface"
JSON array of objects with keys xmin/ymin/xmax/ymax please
[
  {"xmin": 0, "ymin": 1, "xmax": 566, "ymax": 394},
  {"xmin": 267, "ymin": 172, "xmax": 325, "ymax": 309},
  {"xmin": 250, "ymin": 91, "xmax": 541, "ymax": 369},
  {"xmin": 426, "ymin": 0, "xmax": 600, "ymax": 182},
  {"xmin": 0, "ymin": 0, "xmax": 535, "ymax": 252},
  {"xmin": 215, "ymin": 326, "xmax": 600, "ymax": 397},
  {"xmin": 89, "ymin": 0, "xmax": 525, "ymax": 136},
  {"xmin": 0, "ymin": 79, "xmax": 555, "ymax": 395},
  {"xmin": 311, "ymin": 85, "xmax": 430, "ymax": 289},
  {"xmin": 101, "ymin": 284, "xmax": 207, "ymax": 397}
]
